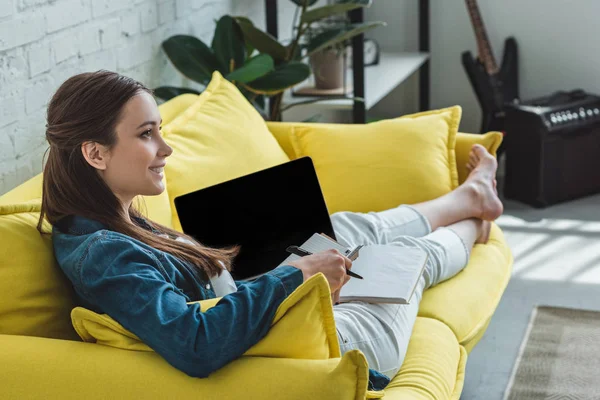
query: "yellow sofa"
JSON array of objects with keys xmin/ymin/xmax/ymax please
[{"xmin": 0, "ymin": 87, "xmax": 512, "ymax": 399}]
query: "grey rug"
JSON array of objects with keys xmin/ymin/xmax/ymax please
[{"xmin": 504, "ymin": 306, "xmax": 600, "ymax": 400}]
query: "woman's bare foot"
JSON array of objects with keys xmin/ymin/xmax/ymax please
[
  {"xmin": 476, "ymin": 220, "xmax": 492, "ymax": 244},
  {"xmin": 464, "ymin": 144, "xmax": 503, "ymax": 221}
]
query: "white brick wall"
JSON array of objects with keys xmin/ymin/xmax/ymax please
[{"xmin": 0, "ymin": 0, "xmax": 286, "ymax": 195}]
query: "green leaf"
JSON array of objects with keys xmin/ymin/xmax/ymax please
[
  {"xmin": 162, "ymin": 35, "xmax": 222, "ymax": 84},
  {"xmin": 212, "ymin": 15, "xmax": 246, "ymax": 73},
  {"xmin": 244, "ymin": 62, "xmax": 311, "ymax": 95},
  {"xmin": 234, "ymin": 16, "xmax": 288, "ymax": 61},
  {"xmin": 152, "ymin": 86, "xmax": 201, "ymax": 101},
  {"xmin": 245, "ymin": 41, "xmax": 255, "ymax": 59},
  {"xmin": 305, "ymin": 21, "xmax": 386, "ymax": 57},
  {"xmin": 289, "ymin": 0, "xmax": 319, "ymax": 6},
  {"xmin": 226, "ymin": 54, "xmax": 274, "ymax": 83},
  {"xmin": 301, "ymin": 0, "xmax": 371, "ymax": 24}
]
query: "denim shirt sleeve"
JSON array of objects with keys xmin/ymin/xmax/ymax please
[{"xmin": 79, "ymin": 235, "xmax": 304, "ymax": 378}]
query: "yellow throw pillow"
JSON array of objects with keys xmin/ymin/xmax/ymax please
[
  {"xmin": 71, "ymin": 272, "xmax": 340, "ymax": 359},
  {"xmin": 161, "ymin": 71, "xmax": 290, "ymax": 232},
  {"xmin": 290, "ymin": 106, "xmax": 462, "ymax": 214}
]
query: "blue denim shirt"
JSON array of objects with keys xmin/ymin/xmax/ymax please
[{"xmin": 52, "ymin": 215, "xmax": 390, "ymax": 391}]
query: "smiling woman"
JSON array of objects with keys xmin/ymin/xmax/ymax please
[{"xmin": 39, "ymin": 70, "xmax": 240, "ymax": 279}]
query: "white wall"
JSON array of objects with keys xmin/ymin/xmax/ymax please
[{"xmin": 0, "ymin": 0, "xmax": 249, "ymax": 195}]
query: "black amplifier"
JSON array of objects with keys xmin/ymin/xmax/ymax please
[{"xmin": 504, "ymin": 90, "xmax": 600, "ymax": 207}]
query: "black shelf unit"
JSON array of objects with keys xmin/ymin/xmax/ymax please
[{"xmin": 265, "ymin": 0, "xmax": 430, "ymax": 123}]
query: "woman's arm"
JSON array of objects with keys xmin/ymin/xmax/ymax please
[{"xmin": 78, "ymin": 235, "xmax": 303, "ymax": 378}]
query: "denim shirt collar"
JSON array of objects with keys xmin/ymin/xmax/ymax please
[{"xmin": 55, "ymin": 214, "xmax": 156, "ymax": 236}]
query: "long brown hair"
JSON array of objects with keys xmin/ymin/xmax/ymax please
[{"xmin": 38, "ymin": 70, "xmax": 239, "ymax": 278}]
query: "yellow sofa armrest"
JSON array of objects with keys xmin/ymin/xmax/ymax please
[{"xmin": 1, "ymin": 334, "xmax": 370, "ymax": 400}]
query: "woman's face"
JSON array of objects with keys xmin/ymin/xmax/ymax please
[{"xmin": 99, "ymin": 91, "xmax": 172, "ymax": 206}]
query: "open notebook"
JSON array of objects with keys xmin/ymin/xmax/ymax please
[{"xmin": 278, "ymin": 233, "xmax": 429, "ymax": 304}]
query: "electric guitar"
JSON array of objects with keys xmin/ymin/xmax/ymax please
[{"xmin": 462, "ymin": 0, "xmax": 519, "ymax": 154}]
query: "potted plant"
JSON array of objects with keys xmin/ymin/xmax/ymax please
[
  {"xmin": 304, "ymin": 17, "xmax": 348, "ymax": 90},
  {"xmin": 154, "ymin": 0, "xmax": 385, "ymax": 121}
]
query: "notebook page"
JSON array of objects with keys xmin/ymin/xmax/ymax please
[
  {"xmin": 339, "ymin": 244, "xmax": 428, "ymax": 304},
  {"xmin": 278, "ymin": 233, "xmax": 352, "ymax": 266},
  {"xmin": 299, "ymin": 233, "xmax": 349, "ymax": 254}
]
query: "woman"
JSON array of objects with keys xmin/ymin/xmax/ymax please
[{"xmin": 41, "ymin": 70, "xmax": 503, "ymax": 390}]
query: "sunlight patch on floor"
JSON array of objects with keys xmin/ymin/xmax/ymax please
[{"xmin": 496, "ymin": 215, "xmax": 600, "ymax": 283}]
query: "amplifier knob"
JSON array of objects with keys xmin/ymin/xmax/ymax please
[
  {"xmin": 580, "ymin": 110, "xmax": 586, "ymax": 118},
  {"xmin": 594, "ymin": 108, "xmax": 599, "ymax": 115},
  {"xmin": 587, "ymin": 109, "xmax": 594, "ymax": 117}
]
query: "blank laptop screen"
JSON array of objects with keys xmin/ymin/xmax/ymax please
[{"xmin": 173, "ymin": 157, "xmax": 336, "ymax": 280}]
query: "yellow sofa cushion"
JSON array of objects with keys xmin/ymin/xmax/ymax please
[
  {"xmin": 1, "ymin": 333, "xmax": 371, "ymax": 400},
  {"xmin": 71, "ymin": 273, "xmax": 341, "ymax": 359},
  {"xmin": 161, "ymin": 71, "xmax": 290, "ymax": 232},
  {"xmin": 288, "ymin": 106, "xmax": 461, "ymax": 214},
  {"xmin": 0, "ymin": 202, "xmax": 79, "ymax": 340},
  {"xmin": 418, "ymin": 223, "xmax": 513, "ymax": 351},
  {"xmin": 384, "ymin": 317, "xmax": 467, "ymax": 400},
  {"xmin": 267, "ymin": 123, "xmax": 504, "ymax": 187}
]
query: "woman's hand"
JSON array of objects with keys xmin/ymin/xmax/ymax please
[
  {"xmin": 287, "ymin": 249, "xmax": 353, "ymax": 304},
  {"xmin": 331, "ymin": 275, "xmax": 351, "ymax": 305}
]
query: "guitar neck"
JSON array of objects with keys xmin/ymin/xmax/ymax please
[{"xmin": 465, "ymin": 0, "xmax": 498, "ymax": 75}]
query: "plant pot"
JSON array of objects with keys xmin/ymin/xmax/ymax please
[{"xmin": 309, "ymin": 49, "xmax": 345, "ymax": 90}]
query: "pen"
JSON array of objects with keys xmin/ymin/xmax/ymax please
[{"xmin": 285, "ymin": 245, "xmax": 364, "ymax": 280}]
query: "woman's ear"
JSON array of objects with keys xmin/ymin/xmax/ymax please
[{"xmin": 81, "ymin": 141, "xmax": 109, "ymax": 170}]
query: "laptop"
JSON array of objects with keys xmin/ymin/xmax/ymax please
[{"xmin": 173, "ymin": 157, "xmax": 336, "ymax": 281}]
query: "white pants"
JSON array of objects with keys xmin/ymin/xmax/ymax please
[{"xmin": 331, "ymin": 205, "xmax": 470, "ymax": 379}]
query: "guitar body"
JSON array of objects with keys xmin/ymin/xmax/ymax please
[{"xmin": 462, "ymin": 37, "xmax": 519, "ymax": 152}]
